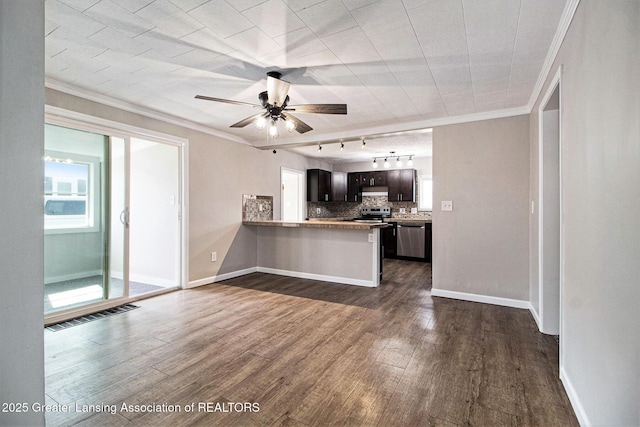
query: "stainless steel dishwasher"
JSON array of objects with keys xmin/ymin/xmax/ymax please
[{"xmin": 396, "ymin": 223, "xmax": 426, "ymax": 259}]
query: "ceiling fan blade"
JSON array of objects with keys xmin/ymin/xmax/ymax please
[
  {"xmin": 195, "ymin": 95, "xmax": 260, "ymax": 108},
  {"xmin": 281, "ymin": 112, "xmax": 313, "ymax": 134},
  {"xmin": 286, "ymin": 104, "xmax": 347, "ymax": 115},
  {"xmin": 230, "ymin": 112, "xmax": 267, "ymax": 128},
  {"xmin": 267, "ymin": 75, "xmax": 291, "ymax": 107}
]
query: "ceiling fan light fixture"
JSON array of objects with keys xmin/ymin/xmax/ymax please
[
  {"xmin": 255, "ymin": 115, "xmax": 267, "ymax": 130},
  {"xmin": 284, "ymin": 118, "xmax": 296, "ymax": 132},
  {"xmin": 269, "ymin": 120, "xmax": 279, "ymax": 137}
]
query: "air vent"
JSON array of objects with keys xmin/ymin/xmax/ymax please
[{"xmin": 45, "ymin": 304, "xmax": 139, "ymax": 331}]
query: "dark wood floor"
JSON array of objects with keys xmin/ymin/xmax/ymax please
[{"xmin": 44, "ymin": 259, "xmax": 578, "ymax": 426}]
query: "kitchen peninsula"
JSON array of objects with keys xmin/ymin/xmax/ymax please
[{"xmin": 242, "ymin": 219, "xmax": 387, "ymax": 287}]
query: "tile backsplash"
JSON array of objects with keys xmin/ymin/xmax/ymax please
[
  {"xmin": 242, "ymin": 194, "xmax": 273, "ymax": 221},
  {"xmin": 308, "ymin": 195, "xmax": 432, "ymax": 220}
]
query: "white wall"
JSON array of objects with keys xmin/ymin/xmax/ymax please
[
  {"xmin": 432, "ymin": 115, "xmax": 530, "ymax": 302},
  {"xmin": 0, "ymin": 1, "xmax": 46, "ymax": 425},
  {"xmin": 530, "ymin": 1, "xmax": 640, "ymax": 424}
]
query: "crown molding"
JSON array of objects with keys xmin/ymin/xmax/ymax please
[
  {"xmin": 527, "ymin": 0, "xmax": 580, "ymax": 111},
  {"xmin": 45, "ymin": 77, "xmax": 250, "ymax": 145}
]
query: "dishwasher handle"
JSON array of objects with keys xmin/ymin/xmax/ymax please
[{"xmin": 397, "ymin": 224, "xmax": 426, "ymax": 228}]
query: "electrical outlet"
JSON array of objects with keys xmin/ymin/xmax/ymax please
[
  {"xmin": 368, "ymin": 233, "xmax": 375, "ymax": 243},
  {"xmin": 411, "ymin": 207, "xmax": 418, "ymax": 214},
  {"xmin": 316, "ymin": 208, "xmax": 321, "ymax": 214},
  {"xmin": 441, "ymin": 201, "xmax": 453, "ymax": 211},
  {"xmin": 399, "ymin": 208, "xmax": 406, "ymax": 214},
  {"xmin": 211, "ymin": 252, "xmax": 217, "ymax": 262}
]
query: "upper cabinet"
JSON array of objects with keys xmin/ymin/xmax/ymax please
[
  {"xmin": 307, "ymin": 168, "xmax": 415, "ymax": 203},
  {"xmin": 387, "ymin": 169, "xmax": 415, "ymax": 202},
  {"xmin": 331, "ymin": 172, "xmax": 348, "ymax": 202},
  {"xmin": 307, "ymin": 169, "xmax": 332, "ymax": 202}
]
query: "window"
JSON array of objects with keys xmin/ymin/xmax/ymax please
[
  {"xmin": 44, "ymin": 153, "xmax": 99, "ymax": 232},
  {"xmin": 418, "ymin": 175, "xmax": 433, "ymax": 211}
]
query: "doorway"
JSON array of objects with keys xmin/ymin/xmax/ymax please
[
  {"xmin": 538, "ymin": 70, "xmax": 562, "ymax": 336},
  {"xmin": 281, "ymin": 167, "xmax": 304, "ymax": 221}
]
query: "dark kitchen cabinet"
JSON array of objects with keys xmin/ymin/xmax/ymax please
[
  {"xmin": 347, "ymin": 173, "xmax": 362, "ymax": 202},
  {"xmin": 371, "ymin": 170, "xmax": 387, "ymax": 186},
  {"xmin": 307, "ymin": 169, "xmax": 332, "ymax": 202},
  {"xmin": 331, "ymin": 172, "xmax": 348, "ymax": 202},
  {"xmin": 387, "ymin": 169, "xmax": 415, "ymax": 202},
  {"xmin": 383, "ymin": 222, "xmax": 397, "ymax": 258}
]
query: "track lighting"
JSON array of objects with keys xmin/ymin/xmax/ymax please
[
  {"xmin": 273, "ymin": 149, "xmax": 277, "ymax": 154},
  {"xmin": 317, "ymin": 144, "xmax": 322, "ymax": 152},
  {"xmin": 361, "ymin": 139, "xmax": 366, "ymax": 149},
  {"xmin": 371, "ymin": 153, "xmax": 415, "ymax": 168},
  {"xmin": 340, "ymin": 142, "xmax": 344, "ymax": 151}
]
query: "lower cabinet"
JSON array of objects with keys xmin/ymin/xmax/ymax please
[{"xmin": 383, "ymin": 222, "xmax": 397, "ymax": 258}]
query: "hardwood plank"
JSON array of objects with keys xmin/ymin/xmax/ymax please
[{"xmin": 43, "ymin": 259, "xmax": 578, "ymax": 426}]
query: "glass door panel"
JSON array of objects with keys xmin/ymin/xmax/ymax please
[{"xmin": 44, "ymin": 124, "xmax": 108, "ymax": 313}]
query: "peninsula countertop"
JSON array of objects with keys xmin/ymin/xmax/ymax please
[{"xmin": 242, "ymin": 219, "xmax": 389, "ymax": 230}]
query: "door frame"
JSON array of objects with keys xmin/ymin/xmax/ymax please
[
  {"xmin": 537, "ymin": 66, "xmax": 564, "ymax": 342},
  {"xmin": 281, "ymin": 167, "xmax": 305, "ymax": 221},
  {"xmin": 44, "ymin": 106, "xmax": 188, "ymax": 325}
]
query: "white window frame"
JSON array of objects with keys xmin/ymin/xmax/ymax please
[
  {"xmin": 418, "ymin": 175, "xmax": 433, "ymax": 211},
  {"xmin": 44, "ymin": 150, "xmax": 101, "ymax": 234}
]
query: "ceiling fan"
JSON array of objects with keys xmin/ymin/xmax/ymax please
[{"xmin": 195, "ymin": 71, "xmax": 347, "ymax": 135}]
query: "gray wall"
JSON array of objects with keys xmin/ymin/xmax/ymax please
[
  {"xmin": 0, "ymin": 1, "xmax": 46, "ymax": 426},
  {"xmin": 432, "ymin": 115, "xmax": 530, "ymax": 301},
  {"xmin": 530, "ymin": 1, "xmax": 640, "ymax": 424},
  {"xmin": 44, "ymin": 89, "xmax": 330, "ymax": 284}
]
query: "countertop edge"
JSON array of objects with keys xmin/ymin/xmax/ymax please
[{"xmin": 242, "ymin": 220, "xmax": 389, "ymax": 230}]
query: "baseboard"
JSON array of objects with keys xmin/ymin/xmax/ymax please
[
  {"xmin": 44, "ymin": 270, "xmax": 102, "ymax": 285},
  {"xmin": 431, "ymin": 288, "xmax": 529, "ymax": 309},
  {"xmin": 129, "ymin": 273, "xmax": 177, "ymax": 288},
  {"xmin": 186, "ymin": 267, "xmax": 258, "ymax": 289},
  {"xmin": 560, "ymin": 367, "xmax": 590, "ymax": 426},
  {"xmin": 529, "ymin": 303, "xmax": 543, "ymax": 331},
  {"xmin": 257, "ymin": 267, "xmax": 376, "ymax": 288}
]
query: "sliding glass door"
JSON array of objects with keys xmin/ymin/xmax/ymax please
[
  {"xmin": 44, "ymin": 122, "xmax": 183, "ymax": 317},
  {"xmin": 44, "ymin": 124, "xmax": 112, "ymax": 313}
]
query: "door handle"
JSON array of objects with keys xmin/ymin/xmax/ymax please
[{"xmin": 119, "ymin": 208, "xmax": 129, "ymax": 227}]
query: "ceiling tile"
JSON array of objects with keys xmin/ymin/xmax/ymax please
[
  {"xmin": 45, "ymin": 0, "xmax": 105, "ymax": 37},
  {"xmin": 295, "ymin": 0, "xmax": 358, "ymax": 38},
  {"xmin": 272, "ymin": 27, "xmax": 327, "ymax": 59},
  {"xmin": 350, "ymin": 0, "xmax": 411, "ymax": 37},
  {"xmin": 281, "ymin": 0, "xmax": 326, "ymax": 12},
  {"xmin": 134, "ymin": 28, "xmax": 194, "ymax": 58},
  {"xmin": 167, "ymin": 0, "xmax": 210, "ymax": 12},
  {"xmin": 58, "ymin": 0, "xmax": 101, "ymax": 12},
  {"xmin": 225, "ymin": 27, "xmax": 283, "ymax": 58},
  {"xmin": 89, "ymin": 27, "xmax": 151, "ymax": 56},
  {"xmin": 135, "ymin": 0, "xmax": 204, "ymax": 38},
  {"xmin": 83, "ymin": 0, "xmax": 155, "ymax": 38},
  {"xmin": 322, "ymin": 26, "xmax": 382, "ymax": 64},
  {"xmin": 110, "ymin": 0, "xmax": 155, "ymax": 13},
  {"xmin": 242, "ymin": 0, "xmax": 306, "ymax": 38},
  {"xmin": 188, "ymin": 0, "xmax": 255, "ymax": 38}
]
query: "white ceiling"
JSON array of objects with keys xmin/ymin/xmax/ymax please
[{"xmin": 45, "ymin": 0, "xmax": 568, "ymax": 163}]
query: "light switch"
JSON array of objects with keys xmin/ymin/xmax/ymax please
[
  {"xmin": 441, "ymin": 200, "xmax": 453, "ymax": 211},
  {"xmin": 399, "ymin": 208, "xmax": 406, "ymax": 214},
  {"xmin": 411, "ymin": 208, "xmax": 417, "ymax": 214}
]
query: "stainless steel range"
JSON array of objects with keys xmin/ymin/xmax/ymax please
[{"xmin": 353, "ymin": 207, "xmax": 391, "ymax": 223}]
